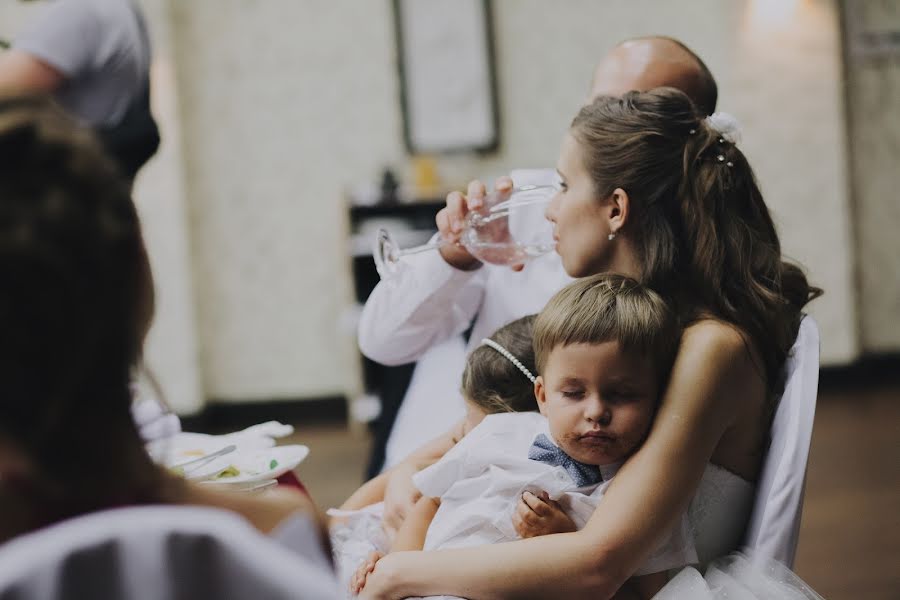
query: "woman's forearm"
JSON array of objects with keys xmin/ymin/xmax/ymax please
[{"xmin": 370, "ymin": 531, "xmax": 626, "ymax": 600}]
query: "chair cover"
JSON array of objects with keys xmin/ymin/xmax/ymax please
[
  {"xmin": 0, "ymin": 505, "xmax": 338, "ymax": 600},
  {"xmin": 743, "ymin": 316, "xmax": 820, "ymax": 567}
]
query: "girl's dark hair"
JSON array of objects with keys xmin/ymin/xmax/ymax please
[
  {"xmin": 570, "ymin": 88, "xmax": 822, "ymax": 389},
  {"xmin": 0, "ymin": 95, "xmax": 163, "ymax": 519},
  {"xmin": 461, "ymin": 315, "xmax": 538, "ymax": 414}
]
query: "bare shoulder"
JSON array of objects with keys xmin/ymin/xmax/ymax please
[
  {"xmin": 678, "ymin": 318, "xmax": 761, "ymax": 377},
  {"xmin": 676, "ymin": 320, "xmax": 769, "ymax": 478},
  {"xmin": 682, "ymin": 318, "xmax": 749, "ymax": 354},
  {"xmin": 661, "ymin": 318, "xmax": 764, "ymax": 427}
]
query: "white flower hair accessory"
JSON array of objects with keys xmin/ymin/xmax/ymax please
[{"xmin": 704, "ymin": 112, "xmax": 742, "ymax": 145}]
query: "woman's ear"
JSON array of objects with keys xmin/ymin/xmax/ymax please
[
  {"xmin": 607, "ymin": 187, "xmax": 631, "ymax": 235},
  {"xmin": 534, "ymin": 376, "xmax": 548, "ymax": 416}
]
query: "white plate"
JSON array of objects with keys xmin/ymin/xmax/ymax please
[
  {"xmin": 146, "ymin": 431, "xmax": 300, "ymax": 481},
  {"xmin": 199, "ymin": 445, "xmax": 310, "ymax": 486},
  {"xmin": 147, "ymin": 433, "xmax": 240, "ymax": 480}
]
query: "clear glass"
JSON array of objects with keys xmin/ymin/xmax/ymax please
[{"xmin": 373, "ymin": 184, "xmax": 557, "ymax": 278}]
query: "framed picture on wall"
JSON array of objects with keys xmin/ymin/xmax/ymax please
[
  {"xmin": 393, "ymin": 0, "xmax": 500, "ymax": 154},
  {"xmin": 843, "ymin": 0, "xmax": 900, "ymax": 59}
]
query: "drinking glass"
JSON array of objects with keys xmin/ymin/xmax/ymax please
[{"xmin": 373, "ymin": 184, "xmax": 557, "ymax": 278}]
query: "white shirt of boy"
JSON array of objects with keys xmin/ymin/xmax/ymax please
[
  {"xmin": 359, "ymin": 170, "xmax": 573, "ymax": 467},
  {"xmin": 412, "ymin": 412, "xmax": 697, "ymax": 576}
]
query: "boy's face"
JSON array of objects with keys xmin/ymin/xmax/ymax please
[{"xmin": 535, "ymin": 341, "xmax": 659, "ymax": 466}]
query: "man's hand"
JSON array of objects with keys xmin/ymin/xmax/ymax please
[
  {"xmin": 382, "ymin": 461, "xmax": 423, "ymax": 539},
  {"xmin": 436, "ymin": 177, "xmax": 516, "ymax": 271},
  {"xmin": 512, "ymin": 491, "xmax": 577, "ymax": 538}
]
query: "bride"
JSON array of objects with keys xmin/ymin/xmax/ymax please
[{"xmin": 355, "ymin": 88, "xmax": 823, "ymax": 599}]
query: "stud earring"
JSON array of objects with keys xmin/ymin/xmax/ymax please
[{"xmin": 608, "ymin": 232, "xmax": 617, "ymax": 241}]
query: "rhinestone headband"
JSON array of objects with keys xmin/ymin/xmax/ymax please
[{"xmin": 480, "ymin": 338, "xmax": 536, "ymax": 383}]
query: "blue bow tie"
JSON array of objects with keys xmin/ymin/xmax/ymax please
[{"xmin": 528, "ymin": 433, "xmax": 604, "ymax": 487}]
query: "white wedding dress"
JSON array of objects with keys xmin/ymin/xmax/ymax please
[{"xmin": 649, "ymin": 464, "xmax": 823, "ymax": 599}]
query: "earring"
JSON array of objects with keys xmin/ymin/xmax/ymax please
[{"xmin": 608, "ymin": 232, "xmax": 617, "ymax": 241}]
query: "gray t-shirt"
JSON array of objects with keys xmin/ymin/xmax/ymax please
[{"xmin": 14, "ymin": 0, "xmax": 151, "ymax": 126}]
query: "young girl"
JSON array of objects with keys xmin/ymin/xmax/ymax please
[
  {"xmin": 333, "ymin": 315, "xmax": 539, "ymax": 587},
  {"xmin": 0, "ymin": 95, "xmax": 322, "ymax": 545},
  {"xmin": 356, "ymin": 88, "xmax": 823, "ymax": 600},
  {"xmin": 352, "ymin": 274, "xmax": 690, "ymax": 600}
]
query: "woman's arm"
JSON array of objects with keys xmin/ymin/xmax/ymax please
[
  {"xmin": 359, "ymin": 322, "xmax": 755, "ymax": 600},
  {"xmin": 353, "ymin": 497, "xmax": 441, "ymax": 595}
]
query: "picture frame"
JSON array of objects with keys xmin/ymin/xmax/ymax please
[{"xmin": 392, "ymin": 0, "xmax": 500, "ymax": 154}]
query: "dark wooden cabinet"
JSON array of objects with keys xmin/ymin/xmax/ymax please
[{"xmin": 348, "ymin": 199, "xmax": 444, "ymax": 476}]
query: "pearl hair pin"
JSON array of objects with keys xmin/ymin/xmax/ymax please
[{"xmin": 480, "ymin": 338, "xmax": 536, "ymax": 383}]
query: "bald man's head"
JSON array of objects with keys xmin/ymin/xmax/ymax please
[{"xmin": 589, "ymin": 37, "xmax": 717, "ymax": 116}]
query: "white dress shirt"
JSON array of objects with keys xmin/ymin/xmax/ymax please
[{"xmin": 358, "ymin": 170, "xmax": 573, "ymax": 467}]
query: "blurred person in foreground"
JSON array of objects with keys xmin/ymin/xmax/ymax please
[
  {"xmin": 0, "ymin": 96, "xmax": 323, "ymax": 550},
  {"xmin": 1, "ymin": 0, "xmax": 175, "ymax": 443}
]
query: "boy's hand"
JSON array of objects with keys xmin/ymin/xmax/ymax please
[
  {"xmin": 350, "ymin": 550, "xmax": 384, "ymax": 595},
  {"xmin": 512, "ymin": 491, "xmax": 577, "ymax": 538}
]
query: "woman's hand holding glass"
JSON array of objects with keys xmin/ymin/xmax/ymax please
[
  {"xmin": 437, "ymin": 178, "xmax": 514, "ymax": 270},
  {"xmin": 373, "ymin": 176, "xmax": 557, "ymax": 277}
]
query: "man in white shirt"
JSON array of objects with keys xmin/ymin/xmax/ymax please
[{"xmin": 358, "ymin": 36, "xmax": 719, "ymax": 472}]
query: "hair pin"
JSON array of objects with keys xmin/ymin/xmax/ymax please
[{"xmin": 481, "ymin": 338, "xmax": 536, "ymax": 383}]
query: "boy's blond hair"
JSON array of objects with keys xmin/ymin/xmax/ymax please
[{"xmin": 534, "ymin": 274, "xmax": 680, "ymax": 381}]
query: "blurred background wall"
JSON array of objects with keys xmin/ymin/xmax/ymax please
[
  {"xmin": 2, "ymin": 0, "xmax": 896, "ymax": 415},
  {"xmin": 842, "ymin": 1, "xmax": 900, "ymax": 354}
]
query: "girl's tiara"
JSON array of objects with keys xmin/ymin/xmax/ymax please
[{"xmin": 480, "ymin": 338, "xmax": 536, "ymax": 384}]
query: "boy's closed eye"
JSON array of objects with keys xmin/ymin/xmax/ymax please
[{"xmin": 604, "ymin": 388, "xmax": 635, "ymax": 402}]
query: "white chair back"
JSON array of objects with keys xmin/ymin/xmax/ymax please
[
  {"xmin": 743, "ymin": 316, "xmax": 820, "ymax": 567},
  {"xmin": 0, "ymin": 506, "xmax": 338, "ymax": 600}
]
